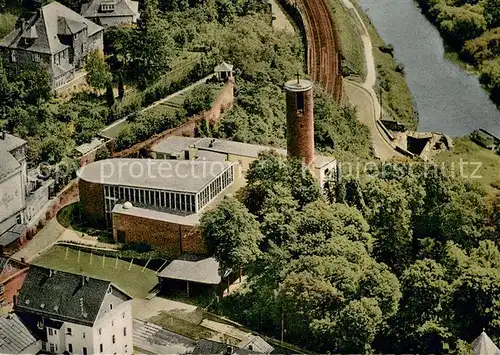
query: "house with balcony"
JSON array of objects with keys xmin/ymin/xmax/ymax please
[
  {"xmin": 0, "ymin": 2, "xmax": 103, "ymax": 89},
  {"xmin": 15, "ymin": 266, "xmax": 133, "ymax": 355}
]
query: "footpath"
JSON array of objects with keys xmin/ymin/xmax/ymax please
[{"xmin": 341, "ymin": 0, "xmax": 403, "ymax": 160}]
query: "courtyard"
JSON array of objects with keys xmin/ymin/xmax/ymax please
[{"xmin": 32, "ymin": 245, "xmax": 158, "ymax": 298}]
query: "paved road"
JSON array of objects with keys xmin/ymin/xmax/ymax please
[
  {"xmin": 341, "ymin": 0, "xmax": 403, "ymax": 160},
  {"xmin": 344, "ymin": 82, "xmax": 401, "ymax": 160},
  {"xmin": 12, "ymin": 219, "xmax": 65, "ymax": 263}
]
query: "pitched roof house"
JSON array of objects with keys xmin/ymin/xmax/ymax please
[
  {"xmin": 0, "ymin": 2, "xmax": 103, "ymax": 89},
  {"xmin": 81, "ymin": 0, "xmax": 139, "ymax": 26},
  {"xmin": 15, "ymin": 266, "xmax": 133, "ymax": 355}
]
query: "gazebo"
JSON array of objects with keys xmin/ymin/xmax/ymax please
[{"xmin": 214, "ymin": 62, "xmax": 234, "ymax": 81}]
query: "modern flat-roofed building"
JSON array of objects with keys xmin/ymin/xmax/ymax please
[{"xmin": 78, "ymin": 159, "xmax": 235, "ymax": 255}]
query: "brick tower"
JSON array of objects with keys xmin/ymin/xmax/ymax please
[{"xmin": 284, "ymin": 76, "xmax": 315, "ymax": 166}]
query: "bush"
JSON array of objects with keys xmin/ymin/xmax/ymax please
[
  {"xmin": 183, "ymin": 84, "xmax": 218, "ymax": 116},
  {"xmin": 121, "ymin": 242, "xmax": 153, "ymax": 253}
]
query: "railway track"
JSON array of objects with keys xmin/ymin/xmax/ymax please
[{"xmin": 295, "ymin": 0, "xmax": 343, "ymax": 101}]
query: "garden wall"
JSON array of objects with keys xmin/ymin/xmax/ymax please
[{"xmin": 111, "ymin": 78, "xmax": 235, "ymax": 158}]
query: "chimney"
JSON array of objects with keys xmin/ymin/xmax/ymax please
[{"xmin": 80, "ymin": 297, "xmax": 84, "ymax": 316}]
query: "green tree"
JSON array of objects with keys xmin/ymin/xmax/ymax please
[
  {"xmin": 85, "ymin": 50, "xmax": 112, "ymax": 92},
  {"xmin": 132, "ymin": 0, "xmax": 174, "ymax": 86},
  {"xmin": 183, "ymin": 84, "xmax": 216, "ymax": 116},
  {"xmin": 74, "ymin": 114, "xmax": 105, "ymax": 145},
  {"xmin": 200, "ymin": 197, "xmax": 262, "ymax": 274},
  {"xmin": 483, "ymin": 0, "xmax": 500, "ymax": 28},
  {"xmin": 106, "ymin": 82, "xmax": 115, "ymax": 107},
  {"xmin": 18, "ymin": 64, "xmax": 51, "ymax": 104}
]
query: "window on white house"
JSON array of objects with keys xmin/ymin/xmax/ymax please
[
  {"xmin": 48, "ymin": 328, "xmax": 53, "ymax": 336},
  {"xmin": 111, "ymin": 320, "xmax": 114, "ymax": 326},
  {"xmin": 112, "ymin": 335, "xmax": 115, "ymax": 344},
  {"xmin": 68, "ymin": 343, "xmax": 73, "ymax": 353},
  {"xmin": 123, "ymin": 327, "xmax": 126, "ymax": 336},
  {"xmin": 82, "ymin": 332, "xmax": 86, "ymax": 339},
  {"xmin": 99, "ymin": 328, "xmax": 102, "ymax": 335},
  {"xmin": 100, "ymin": 344, "xmax": 103, "ymax": 353},
  {"xmin": 83, "ymin": 347, "xmax": 87, "ymax": 355},
  {"xmin": 67, "ymin": 327, "xmax": 72, "ymax": 335},
  {"xmin": 109, "ymin": 304, "xmax": 113, "ymax": 310},
  {"xmin": 122, "ymin": 312, "xmax": 125, "ymax": 319}
]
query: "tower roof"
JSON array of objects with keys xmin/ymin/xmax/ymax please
[
  {"xmin": 472, "ymin": 331, "xmax": 500, "ymax": 355},
  {"xmin": 284, "ymin": 78, "xmax": 313, "ymax": 92}
]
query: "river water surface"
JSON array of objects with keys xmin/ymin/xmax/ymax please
[{"xmin": 357, "ymin": 0, "xmax": 500, "ymax": 137}]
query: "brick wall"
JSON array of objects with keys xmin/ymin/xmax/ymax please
[
  {"xmin": 79, "ymin": 179, "xmax": 105, "ymax": 226},
  {"xmin": 112, "ymin": 212, "xmax": 207, "ymax": 258},
  {"xmin": 286, "ymin": 87, "xmax": 315, "ymax": 165},
  {"xmin": 1, "ymin": 267, "xmax": 28, "ymax": 308}
]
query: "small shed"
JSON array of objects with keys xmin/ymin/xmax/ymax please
[
  {"xmin": 214, "ymin": 62, "xmax": 234, "ymax": 81},
  {"xmin": 158, "ymin": 257, "xmax": 228, "ymax": 297}
]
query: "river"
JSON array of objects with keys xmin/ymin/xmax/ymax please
[{"xmin": 357, "ymin": 0, "xmax": 500, "ymax": 137}]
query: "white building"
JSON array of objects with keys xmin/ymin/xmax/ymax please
[{"xmin": 15, "ymin": 266, "xmax": 133, "ymax": 355}]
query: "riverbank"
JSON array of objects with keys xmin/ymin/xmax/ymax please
[
  {"xmin": 349, "ymin": 1, "xmax": 417, "ymax": 130},
  {"xmin": 416, "ymin": 0, "xmax": 500, "ymax": 106}
]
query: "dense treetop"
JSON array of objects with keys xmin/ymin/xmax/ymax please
[{"xmin": 201, "ymin": 152, "xmax": 500, "ymax": 353}]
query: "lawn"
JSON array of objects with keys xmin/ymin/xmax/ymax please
[
  {"xmin": 32, "ymin": 245, "xmax": 158, "ymax": 298},
  {"xmin": 434, "ymin": 137, "xmax": 500, "ymax": 195},
  {"xmin": 0, "ymin": 13, "xmax": 17, "ymax": 40},
  {"xmin": 148, "ymin": 310, "xmax": 216, "ymax": 341},
  {"xmin": 101, "ymin": 120, "xmax": 131, "ymax": 139},
  {"xmin": 329, "ymin": 0, "xmax": 366, "ymax": 81}
]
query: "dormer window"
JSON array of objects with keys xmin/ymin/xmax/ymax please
[{"xmin": 100, "ymin": 3, "xmax": 114, "ymax": 11}]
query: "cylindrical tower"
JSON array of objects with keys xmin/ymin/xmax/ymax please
[{"xmin": 284, "ymin": 78, "xmax": 315, "ymax": 166}]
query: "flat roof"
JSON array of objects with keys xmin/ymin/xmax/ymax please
[
  {"xmin": 75, "ymin": 137, "xmax": 106, "ymax": 155},
  {"xmin": 151, "ymin": 137, "xmax": 336, "ymax": 170},
  {"xmin": 193, "ymin": 138, "xmax": 288, "ymax": 159},
  {"xmin": 284, "ymin": 78, "xmax": 313, "ymax": 92},
  {"xmin": 151, "ymin": 136, "xmax": 200, "ymax": 157},
  {"xmin": 158, "ymin": 258, "xmax": 221, "ymax": 284},
  {"xmin": 112, "ymin": 203, "xmax": 200, "ymax": 226},
  {"xmin": 78, "ymin": 159, "xmax": 233, "ymax": 194}
]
